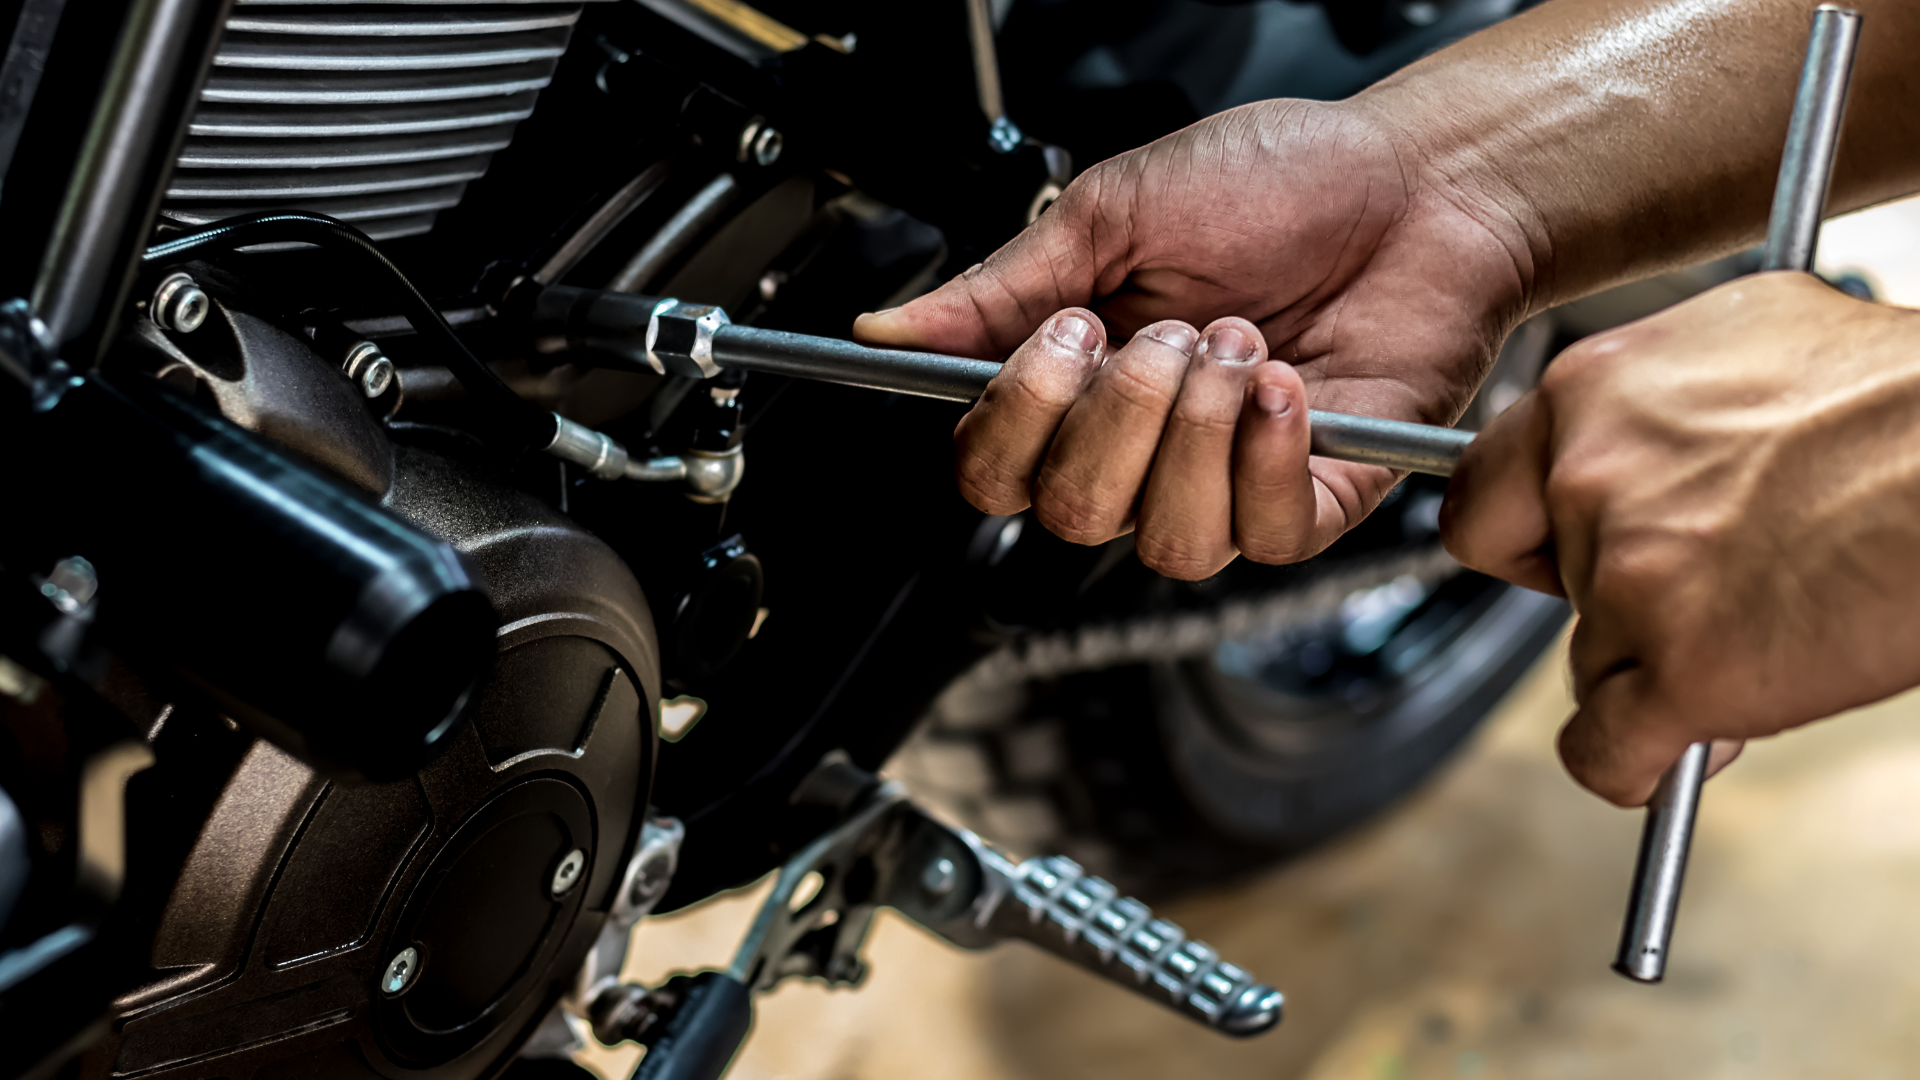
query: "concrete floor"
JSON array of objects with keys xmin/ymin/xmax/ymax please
[
  {"xmin": 577, "ymin": 196, "xmax": 1920, "ymax": 1080},
  {"xmin": 581, "ymin": 624, "xmax": 1920, "ymax": 1080}
]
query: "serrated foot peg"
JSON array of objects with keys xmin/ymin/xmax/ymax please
[
  {"xmin": 609, "ymin": 769, "xmax": 1283, "ymax": 1080},
  {"xmin": 982, "ymin": 853, "xmax": 1283, "ymax": 1035}
]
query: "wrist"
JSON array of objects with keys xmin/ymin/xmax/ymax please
[{"xmin": 1338, "ymin": 88, "xmax": 1544, "ymax": 337}]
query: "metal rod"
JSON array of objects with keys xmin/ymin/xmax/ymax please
[
  {"xmin": 712, "ymin": 324, "xmax": 1006, "ymax": 403},
  {"xmin": 963, "ymin": 0, "xmax": 1006, "ymax": 123},
  {"xmin": 31, "ymin": 0, "xmax": 226, "ymax": 359},
  {"xmin": 709, "ymin": 324, "xmax": 1473, "ymax": 477},
  {"xmin": 1306, "ymin": 410, "xmax": 1471, "ymax": 477},
  {"xmin": 1613, "ymin": 5, "xmax": 1861, "ymax": 987},
  {"xmin": 1614, "ymin": 742, "xmax": 1711, "ymax": 982},
  {"xmin": 1761, "ymin": 5, "xmax": 1861, "ymax": 273}
]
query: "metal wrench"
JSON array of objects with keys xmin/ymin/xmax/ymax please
[{"xmin": 1613, "ymin": 3, "xmax": 1860, "ymax": 985}]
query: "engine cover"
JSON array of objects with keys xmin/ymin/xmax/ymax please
[{"xmin": 84, "ymin": 325, "xmax": 660, "ymax": 1079}]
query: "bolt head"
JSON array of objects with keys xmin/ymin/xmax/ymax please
[
  {"xmin": 358, "ymin": 355, "xmax": 394, "ymax": 398},
  {"xmin": 41, "ymin": 556, "xmax": 97, "ymax": 614},
  {"xmin": 382, "ymin": 946, "xmax": 420, "ymax": 995},
  {"xmin": 751, "ymin": 126, "xmax": 784, "ymax": 167},
  {"xmin": 921, "ymin": 856, "xmax": 959, "ymax": 897},
  {"xmin": 151, "ymin": 273, "xmax": 209, "ymax": 334},
  {"xmin": 551, "ymin": 848, "xmax": 586, "ymax": 897}
]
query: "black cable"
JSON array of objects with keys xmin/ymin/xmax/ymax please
[{"xmin": 143, "ymin": 211, "xmax": 557, "ymax": 453}]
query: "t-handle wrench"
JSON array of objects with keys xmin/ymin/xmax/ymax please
[{"xmin": 1612, "ymin": 3, "xmax": 1861, "ymax": 985}]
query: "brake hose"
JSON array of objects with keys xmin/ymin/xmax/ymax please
[{"xmin": 142, "ymin": 210, "xmax": 558, "ymax": 453}]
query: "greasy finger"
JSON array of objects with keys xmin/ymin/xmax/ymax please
[
  {"xmin": 854, "ymin": 186, "xmax": 1101, "ymax": 357},
  {"xmin": 1230, "ymin": 360, "xmax": 1324, "ymax": 564},
  {"xmin": 1032, "ymin": 321, "xmax": 1199, "ymax": 544},
  {"xmin": 953, "ymin": 309, "xmax": 1107, "ymax": 515},
  {"xmin": 1441, "ymin": 391, "xmax": 1564, "ymax": 596},
  {"xmin": 1134, "ymin": 320, "xmax": 1266, "ymax": 579}
]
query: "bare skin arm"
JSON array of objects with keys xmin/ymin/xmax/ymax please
[
  {"xmin": 853, "ymin": 0, "xmax": 1920, "ymax": 806},
  {"xmin": 1373, "ymin": 0, "xmax": 1920, "ymax": 310},
  {"xmin": 856, "ymin": 0, "xmax": 1920, "ymax": 579}
]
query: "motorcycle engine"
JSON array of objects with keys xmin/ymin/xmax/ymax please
[{"xmin": 79, "ymin": 301, "xmax": 660, "ymax": 1080}]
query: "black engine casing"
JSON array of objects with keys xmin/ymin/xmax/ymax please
[{"xmin": 78, "ymin": 318, "xmax": 660, "ymax": 1080}]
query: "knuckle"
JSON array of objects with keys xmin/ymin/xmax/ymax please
[
  {"xmin": 1005, "ymin": 359, "xmax": 1090, "ymax": 413},
  {"xmin": 1134, "ymin": 532, "xmax": 1226, "ymax": 581},
  {"xmin": 1032, "ymin": 482, "xmax": 1119, "ymax": 546},
  {"xmin": 1102, "ymin": 361, "xmax": 1182, "ymax": 414},
  {"xmin": 1543, "ymin": 457, "xmax": 1613, "ymax": 513},
  {"xmin": 1169, "ymin": 398, "xmax": 1240, "ymax": 435},
  {"xmin": 953, "ymin": 454, "xmax": 1032, "ymax": 514},
  {"xmin": 1236, "ymin": 529, "xmax": 1318, "ymax": 566}
]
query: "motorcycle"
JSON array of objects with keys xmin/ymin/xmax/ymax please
[{"xmin": 0, "ymin": 0, "xmax": 1724, "ymax": 1077}]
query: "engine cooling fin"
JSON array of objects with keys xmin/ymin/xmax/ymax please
[{"xmin": 162, "ymin": 0, "xmax": 595, "ymax": 242}]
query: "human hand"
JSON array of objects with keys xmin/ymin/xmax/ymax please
[
  {"xmin": 1444, "ymin": 273, "xmax": 1920, "ymax": 805},
  {"xmin": 855, "ymin": 98, "xmax": 1535, "ymax": 578}
]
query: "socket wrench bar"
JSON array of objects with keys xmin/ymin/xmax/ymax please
[
  {"xmin": 1614, "ymin": 3, "xmax": 1861, "ymax": 986},
  {"xmin": 704, "ymin": 324, "xmax": 1473, "ymax": 476}
]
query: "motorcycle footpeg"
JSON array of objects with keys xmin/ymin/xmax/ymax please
[
  {"xmin": 976, "ymin": 853, "xmax": 1284, "ymax": 1036},
  {"xmin": 621, "ymin": 774, "xmax": 1281, "ymax": 1080},
  {"xmin": 883, "ymin": 793, "xmax": 1284, "ymax": 1037}
]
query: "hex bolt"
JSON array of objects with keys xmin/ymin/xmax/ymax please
[
  {"xmin": 342, "ymin": 340, "xmax": 395, "ymax": 399},
  {"xmin": 382, "ymin": 946, "xmax": 420, "ymax": 996},
  {"xmin": 41, "ymin": 556, "xmax": 98, "ymax": 614},
  {"xmin": 551, "ymin": 848, "xmax": 586, "ymax": 897},
  {"xmin": 921, "ymin": 856, "xmax": 958, "ymax": 898},
  {"xmin": 738, "ymin": 119, "xmax": 783, "ymax": 167},
  {"xmin": 752, "ymin": 126, "xmax": 783, "ymax": 167},
  {"xmin": 150, "ymin": 272, "xmax": 209, "ymax": 334}
]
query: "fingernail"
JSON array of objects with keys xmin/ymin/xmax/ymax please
[
  {"xmin": 1049, "ymin": 314, "xmax": 1100, "ymax": 355},
  {"xmin": 1254, "ymin": 382, "xmax": 1292, "ymax": 417},
  {"xmin": 1202, "ymin": 326, "xmax": 1254, "ymax": 363},
  {"xmin": 1140, "ymin": 322, "xmax": 1198, "ymax": 354},
  {"xmin": 862, "ymin": 306, "xmax": 899, "ymax": 318}
]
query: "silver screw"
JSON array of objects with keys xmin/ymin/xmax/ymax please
[
  {"xmin": 382, "ymin": 946, "xmax": 420, "ymax": 995},
  {"xmin": 551, "ymin": 848, "xmax": 586, "ymax": 897},
  {"xmin": 41, "ymin": 556, "xmax": 98, "ymax": 614},
  {"xmin": 739, "ymin": 119, "xmax": 783, "ymax": 167},
  {"xmin": 150, "ymin": 272, "xmax": 210, "ymax": 334},
  {"xmin": 921, "ymin": 856, "xmax": 958, "ymax": 897},
  {"xmin": 342, "ymin": 340, "xmax": 395, "ymax": 399},
  {"xmin": 752, "ymin": 126, "xmax": 783, "ymax": 167}
]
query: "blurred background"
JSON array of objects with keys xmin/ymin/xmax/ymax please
[{"xmin": 577, "ymin": 197, "xmax": 1920, "ymax": 1080}]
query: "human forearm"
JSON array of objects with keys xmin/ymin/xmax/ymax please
[{"xmin": 1360, "ymin": 0, "xmax": 1920, "ymax": 313}]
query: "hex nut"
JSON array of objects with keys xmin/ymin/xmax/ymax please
[
  {"xmin": 645, "ymin": 300, "xmax": 730, "ymax": 378},
  {"xmin": 737, "ymin": 118, "xmax": 783, "ymax": 167},
  {"xmin": 41, "ymin": 556, "xmax": 98, "ymax": 614},
  {"xmin": 151, "ymin": 273, "xmax": 210, "ymax": 334},
  {"xmin": 751, "ymin": 126, "xmax": 784, "ymax": 167}
]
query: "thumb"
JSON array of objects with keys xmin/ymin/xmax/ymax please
[{"xmin": 853, "ymin": 191, "xmax": 1103, "ymax": 359}]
